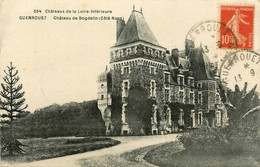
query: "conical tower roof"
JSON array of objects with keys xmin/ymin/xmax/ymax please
[{"xmin": 115, "ymin": 9, "xmax": 160, "ymax": 46}]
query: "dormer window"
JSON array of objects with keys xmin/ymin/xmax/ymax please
[
  {"xmin": 180, "ymin": 77, "xmax": 184, "ymax": 86},
  {"xmin": 191, "ymin": 80, "xmax": 194, "ymax": 87},
  {"xmin": 177, "ymin": 74, "xmax": 184, "ymax": 86},
  {"xmin": 188, "ymin": 77, "xmax": 194, "ymax": 87}
]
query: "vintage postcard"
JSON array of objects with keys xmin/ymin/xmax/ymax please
[{"xmin": 0, "ymin": 0, "xmax": 260, "ymax": 167}]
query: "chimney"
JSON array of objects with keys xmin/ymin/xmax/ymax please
[
  {"xmin": 116, "ymin": 18, "xmax": 125, "ymax": 41},
  {"xmin": 185, "ymin": 39, "xmax": 195, "ymax": 56},
  {"xmin": 172, "ymin": 48, "xmax": 179, "ymax": 67}
]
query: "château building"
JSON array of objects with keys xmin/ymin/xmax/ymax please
[{"xmin": 97, "ymin": 7, "xmax": 228, "ymax": 135}]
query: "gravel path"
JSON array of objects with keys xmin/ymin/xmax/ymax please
[{"xmin": 2, "ymin": 134, "xmax": 178, "ymax": 167}]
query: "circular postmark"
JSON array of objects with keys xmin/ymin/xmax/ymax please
[
  {"xmin": 219, "ymin": 50, "xmax": 260, "ymax": 92},
  {"xmin": 186, "ymin": 20, "xmax": 237, "ymax": 69}
]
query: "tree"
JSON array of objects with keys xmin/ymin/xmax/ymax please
[
  {"xmin": 0, "ymin": 62, "xmax": 28, "ymax": 155},
  {"xmin": 224, "ymin": 83, "xmax": 258, "ymax": 123}
]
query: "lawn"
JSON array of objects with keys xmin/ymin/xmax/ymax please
[
  {"xmin": 144, "ymin": 141, "xmax": 260, "ymax": 167},
  {"xmin": 1, "ymin": 137, "xmax": 120, "ymax": 164}
]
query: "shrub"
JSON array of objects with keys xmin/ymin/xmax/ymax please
[
  {"xmin": 178, "ymin": 111, "xmax": 260, "ymax": 155},
  {"xmin": 178, "ymin": 127, "xmax": 228, "ymax": 154},
  {"xmin": 226, "ymin": 116, "xmax": 260, "ymax": 154},
  {"xmin": 1, "ymin": 129, "xmax": 27, "ymax": 155},
  {"xmin": 64, "ymin": 137, "xmax": 110, "ymax": 144}
]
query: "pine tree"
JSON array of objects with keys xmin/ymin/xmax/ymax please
[{"xmin": 0, "ymin": 62, "xmax": 28, "ymax": 155}]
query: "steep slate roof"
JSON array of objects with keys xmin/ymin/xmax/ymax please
[
  {"xmin": 165, "ymin": 55, "xmax": 178, "ymax": 69},
  {"xmin": 179, "ymin": 57, "xmax": 190, "ymax": 70},
  {"xmin": 165, "ymin": 47, "xmax": 214, "ymax": 82},
  {"xmin": 115, "ymin": 10, "xmax": 160, "ymax": 46},
  {"xmin": 189, "ymin": 48, "xmax": 214, "ymax": 80}
]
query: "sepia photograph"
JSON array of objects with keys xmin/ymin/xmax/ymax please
[{"xmin": 0, "ymin": 0, "xmax": 260, "ymax": 166}]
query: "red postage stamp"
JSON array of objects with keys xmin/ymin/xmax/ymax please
[{"xmin": 220, "ymin": 5, "xmax": 254, "ymax": 49}]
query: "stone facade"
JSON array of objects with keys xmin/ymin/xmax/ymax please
[{"xmin": 97, "ymin": 8, "xmax": 228, "ymax": 135}]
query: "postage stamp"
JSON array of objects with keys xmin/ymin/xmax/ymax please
[
  {"xmin": 220, "ymin": 50, "xmax": 260, "ymax": 92},
  {"xmin": 220, "ymin": 5, "xmax": 254, "ymax": 49}
]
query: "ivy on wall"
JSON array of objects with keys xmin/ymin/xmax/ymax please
[
  {"xmin": 125, "ymin": 86, "xmax": 156, "ymax": 135},
  {"xmin": 169, "ymin": 102, "xmax": 194, "ymax": 129},
  {"xmin": 111, "ymin": 95, "xmax": 122, "ymax": 135}
]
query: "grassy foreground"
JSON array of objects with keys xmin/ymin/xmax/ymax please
[
  {"xmin": 1, "ymin": 137, "xmax": 120, "ymax": 163},
  {"xmin": 144, "ymin": 141, "xmax": 260, "ymax": 167}
]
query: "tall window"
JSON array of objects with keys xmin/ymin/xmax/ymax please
[
  {"xmin": 190, "ymin": 79, "xmax": 194, "ymax": 87},
  {"xmin": 198, "ymin": 112, "xmax": 203, "ymax": 125},
  {"xmin": 190, "ymin": 92, "xmax": 194, "ymax": 104},
  {"xmin": 164, "ymin": 73, "xmax": 170, "ymax": 87},
  {"xmin": 150, "ymin": 66, "xmax": 155, "ymax": 74},
  {"xmin": 192, "ymin": 111, "xmax": 196, "ymax": 127},
  {"xmin": 178, "ymin": 75, "xmax": 184, "ymax": 90},
  {"xmin": 165, "ymin": 89, "xmax": 169, "ymax": 102},
  {"xmin": 150, "ymin": 80, "xmax": 156, "ymax": 97},
  {"xmin": 179, "ymin": 91, "xmax": 184, "ymax": 103},
  {"xmin": 179, "ymin": 109, "xmax": 184, "ymax": 126},
  {"xmin": 122, "ymin": 80, "xmax": 129, "ymax": 97},
  {"xmin": 179, "ymin": 76, "xmax": 184, "ymax": 86},
  {"xmin": 197, "ymin": 83, "xmax": 202, "ymax": 89},
  {"xmin": 124, "ymin": 67, "xmax": 129, "ymax": 74},
  {"xmin": 198, "ymin": 93, "xmax": 202, "ymax": 105},
  {"xmin": 216, "ymin": 111, "xmax": 221, "ymax": 126},
  {"xmin": 216, "ymin": 93, "xmax": 220, "ymax": 104},
  {"xmin": 101, "ymin": 95, "xmax": 104, "ymax": 100},
  {"xmin": 124, "ymin": 82, "xmax": 128, "ymax": 97}
]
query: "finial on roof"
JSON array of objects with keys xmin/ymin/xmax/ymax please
[
  {"xmin": 140, "ymin": 7, "xmax": 142, "ymax": 13},
  {"xmin": 133, "ymin": 4, "xmax": 135, "ymax": 11},
  {"xmin": 105, "ymin": 65, "xmax": 108, "ymax": 71}
]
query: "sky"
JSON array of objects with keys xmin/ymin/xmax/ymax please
[{"xmin": 0, "ymin": 0, "xmax": 259, "ymax": 112}]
